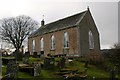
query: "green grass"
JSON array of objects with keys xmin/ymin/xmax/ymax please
[
  {"xmin": 29, "ymin": 57, "xmax": 42, "ymax": 64},
  {"xmin": 87, "ymin": 65, "xmax": 109, "ymax": 78},
  {"xmin": 2, "ymin": 65, "xmax": 6, "ymax": 76},
  {"xmin": 66, "ymin": 60, "xmax": 109, "ymax": 78},
  {"xmin": 2, "ymin": 57, "xmax": 120, "ymax": 79},
  {"xmin": 18, "ymin": 72, "xmax": 33, "ymax": 78}
]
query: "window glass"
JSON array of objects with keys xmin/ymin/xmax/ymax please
[
  {"xmin": 89, "ymin": 30, "xmax": 94, "ymax": 49},
  {"xmin": 51, "ymin": 35, "xmax": 55, "ymax": 50},
  {"xmin": 64, "ymin": 32, "xmax": 69, "ymax": 48},
  {"xmin": 32, "ymin": 39, "xmax": 35, "ymax": 52},
  {"xmin": 40, "ymin": 38, "xmax": 44, "ymax": 51}
]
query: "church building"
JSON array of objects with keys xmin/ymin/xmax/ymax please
[{"xmin": 28, "ymin": 8, "xmax": 100, "ymax": 57}]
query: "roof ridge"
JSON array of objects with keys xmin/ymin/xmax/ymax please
[
  {"xmin": 29, "ymin": 10, "xmax": 88, "ymax": 38},
  {"xmin": 44, "ymin": 10, "xmax": 87, "ymax": 26}
]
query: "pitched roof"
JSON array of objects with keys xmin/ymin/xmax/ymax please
[{"xmin": 29, "ymin": 10, "xmax": 88, "ymax": 38}]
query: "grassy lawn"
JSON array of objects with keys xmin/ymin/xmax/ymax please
[
  {"xmin": 2, "ymin": 57, "xmax": 120, "ymax": 79},
  {"xmin": 66, "ymin": 59, "xmax": 109, "ymax": 78}
]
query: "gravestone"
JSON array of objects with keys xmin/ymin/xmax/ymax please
[
  {"xmin": 44, "ymin": 57, "xmax": 55, "ymax": 69},
  {"xmin": 84, "ymin": 60, "xmax": 89, "ymax": 68},
  {"xmin": 23, "ymin": 57, "xmax": 29, "ymax": 64},
  {"xmin": 0, "ymin": 51, "xmax": 2, "ymax": 79},
  {"xmin": 23, "ymin": 52, "xmax": 30, "ymax": 64},
  {"xmin": 33, "ymin": 62, "xmax": 41, "ymax": 76},
  {"xmin": 14, "ymin": 51, "xmax": 23, "ymax": 61},
  {"xmin": 58, "ymin": 57, "xmax": 66, "ymax": 68},
  {"xmin": 24, "ymin": 52, "xmax": 30, "ymax": 57},
  {"xmin": 110, "ymin": 68, "xmax": 116, "ymax": 80},
  {"xmin": 33, "ymin": 52, "xmax": 38, "ymax": 58},
  {"xmin": 40, "ymin": 51, "xmax": 44, "ymax": 60},
  {"xmin": 6, "ymin": 60, "xmax": 18, "ymax": 79}
]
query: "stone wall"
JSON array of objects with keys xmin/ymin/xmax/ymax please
[{"xmin": 28, "ymin": 27, "xmax": 79, "ymax": 57}]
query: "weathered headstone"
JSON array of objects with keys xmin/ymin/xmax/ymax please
[
  {"xmin": 33, "ymin": 62, "xmax": 41, "ymax": 76},
  {"xmin": 58, "ymin": 57, "xmax": 66, "ymax": 68},
  {"xmin": 14, "ymin": 51, "xmax": 23, "ymax": 61},
  {"xmin": 23, "ymin": 52, "xmax": 30, "ymax": 64},
  {"xmin": 23, "ymin": 57, "xmax": 29, "ymax": 64},
  {"xmin": 33, "ymin": 52, "xmax": 38, "ymax": 58},
  {"xmin": 24, "ymin": 52, "xmax": 30, "ymax": 57},
  {"xmin": 0, "ymin": 51, "xmax": 2, "ymax": 80},
  {"xmin": 84, "ymin": 60, "xmax": 89, "ymax": 68},
  {"xmin": 40, "ymin": 51, "xmax": 44, "ymax": 60},
  {"xmin": 110, "ymin": 68, "xmax": 116, "ymax": 80},
  {"xmin": 44, "ymin": 57, "xmax": 55, "ymax": 69},
  {"xmin": 6, "ymin": 60, "xmax": 18, "ymax": 79}
]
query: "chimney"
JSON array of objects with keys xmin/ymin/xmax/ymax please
[
  {"xmin": 41, "ymin": 19, "xmax": 45, "ymax": 26},
  {"xmin": 41, "ymin": 15, "xmax": 45, "ymax": 26}
]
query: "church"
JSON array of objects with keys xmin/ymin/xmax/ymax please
[{"xmin": 28, "ymin": 8, "xmax": 100, "ymax": 57}]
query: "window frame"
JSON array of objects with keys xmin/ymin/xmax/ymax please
[
  {"xmin": 63, "ymin": 32, "xmax": 69, "ymax": 49},
  {"xmin": 32, "ymin": 39, "xmax": 35, "ymax": 52},
  {"xmin": 51, "ymin": 35, "xmax": 55, "ymax": 50},
  {"xmin": 89, "ymin": 30, "xmax": 94, "ymax": 49},
  {"xmin": 40, "ymin": 37, "xmax": 44, "ymax": 51}
]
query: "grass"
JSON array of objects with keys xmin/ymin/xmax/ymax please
[
  {"xmin": 2, "ymin": 65, "xmax": 6, "ymax": 76},
  {"xmin": 66, "ymin": 60, "xmax": 109, "ymax": 78},
  {"xmin": 2, "ymin": 57, "xmax": 120, "ymax": 79}
]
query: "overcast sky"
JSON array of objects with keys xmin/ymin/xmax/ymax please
[{"xmin": 0, "ymin": 0, "xmax": 119, "ymax": 49}]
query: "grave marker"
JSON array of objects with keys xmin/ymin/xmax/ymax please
[
  {"xmin": 33, "ymin": 62, "xmax": 41, "ymax": 76},
  {"xmin": 6, "ymin": 60, "xmax": 18, "ymax": 78}
]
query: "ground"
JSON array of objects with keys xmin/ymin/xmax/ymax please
[{"xmin": 2, "ymin": 57, "xmax": 120, "ymax": 79}]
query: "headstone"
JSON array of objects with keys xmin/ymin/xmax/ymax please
[
  {"xmin": 24, "ymin": 52, "xmax": 30, "ymax": 57},
  {"xmin": 14, "ymin": 51, "xmax": 23, "ymax": 61},
  {"xmin": 44, "ymin": 57, "xmax": 55, "ymax": 69},
  {"xmin": 6, "ymin": 60, "xmax": 18, "ymax": 78},
  {"xmin": 40, "ymin": 51, "xmax": 44, "ymax": 60},
  {"xmin": 58, "ymin": 57, "xmax": 66, "ymax": 68},
  {"xmin": 0, "ymin": 51, "xmax": 2, "ymax": 80},
  {"xmin": 84, "ymin": 60, "xmax": 89, "ymax": 68},
  {"xmin": 23, "ymin": 57, "xmax": 29, "ymax": 64},
  {"xmin": 110, "ymin": 68, "xmax": 116, "ymax": 80},
  {"xmin": 33, "ymin": 52, "xmax": 38, "ymax": 58},
  {"xmin": 23, "ymin": 52, "xmax": 30, "ymax": 64},
  {"xmin": 33, "ymin": 62, "xmax": 41, "ymax": 76}
]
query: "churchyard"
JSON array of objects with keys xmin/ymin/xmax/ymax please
[{"xmin": 1, "ymin": 51, "xmax": 120, "ymax": 80}]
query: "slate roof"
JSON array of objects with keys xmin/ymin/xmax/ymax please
[{"xmin": 29, "ymin": 10, "xmax": 87, "ymax": 38}]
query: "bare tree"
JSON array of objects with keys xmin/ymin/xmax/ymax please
[
  {"xmin": 0, "ymin": 15, "xmax": 39, "ymax": 53},
  {"xmin": 111, "ymin": 43, "xmax": 120, "ymax": 49},
  {"xmin": 109, "ymin": 43, "xmax": 120, "ymax": 72}
]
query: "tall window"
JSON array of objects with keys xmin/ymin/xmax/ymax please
[
  {"xmin": 32, "ymin": 39, "xmax": 35, "ymax": 52},
  {"xmin": 64, "ymin": 32, "xmax": 69, "ymax": 48},
  {"xmin": 89, "ymin": 30, "xmax": 94, "ymax": 49},
  {"xmin": 40, "ymin": 38, "xmax": 44, "ymax": 51},
  {"xmin": 51, "ymin": 35, "xmax": 55, "ymax": 50}
]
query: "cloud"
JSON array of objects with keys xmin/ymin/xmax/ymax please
[{"xmin": 0, "ymin": 1, "xmax": 118, "ymax": 49}]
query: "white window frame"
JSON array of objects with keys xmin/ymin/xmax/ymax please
[
  {"xmin": 40, "ymin": 38, "xmax": 44, "ymax": 51},
  {"xmin": 64, "ymin": 32, "xmax": 69, "ymax": 48},
  {"xmin": 89, "ymin": 30, "xmax": 94, "ymax": 49},
  {"xmin": 51, "ymin": 35, "xmax": 55, "ymax": 50},
  {"xmin": 32, "ymin": 39, "xmax": 35, "ymax": 52}
]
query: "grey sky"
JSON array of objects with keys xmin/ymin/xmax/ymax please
[{"xmin": 0, "ymin": 0, "xmax": 118, "ymax": 49}]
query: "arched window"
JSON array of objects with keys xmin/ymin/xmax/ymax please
[
  {"xmin": 32, "ymin": 39, "xmax": 35, "ymax": 52},
  {"xmin": 64, "ymin": 32, "xmax": 69, "ymax": 48},
  {"xmin": 89, "ymin": 30, "xmax": 94, "ymax": 49},
  {"xmin": 51, "ymin": 35, "xmax": 55, "ymax": 50},
  {"xmin": 40, "ymin": 38, "xmax": 44, "ymax": 51}
]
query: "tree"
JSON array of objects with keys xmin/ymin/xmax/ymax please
[
  {"xmin": 0, "ymin": 15, "xmax": 39, "ymax": 53},
  {"xmin": 111, "ymin": 43, "xmax": 120, "ymax": 49},
  {"xmin": 109, "ymin": 43, "xmax": 120, "ymax": 72}
]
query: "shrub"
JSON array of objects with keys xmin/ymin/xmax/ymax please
[{"xmin": 85, "ymin": 50, "xmax": 104, "ymax": 65}]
